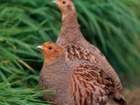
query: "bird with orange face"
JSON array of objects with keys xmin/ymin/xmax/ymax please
[
  {"xmin": 37, "ymin": 42, "xmax": 126, "ymax": 105},
  {"xmin": 52, "ymin": 0, "xmax": 127, "ymax": 104}
]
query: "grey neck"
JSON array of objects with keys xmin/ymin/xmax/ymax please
[
  {"xmin": 57, "ymin": 11, "xmax": 84, "ymax": 44},
  {"xmin": 43, "ymin": 56, "xmax": 67, "ymax": 73}
]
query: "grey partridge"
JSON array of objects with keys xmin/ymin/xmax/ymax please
[
  {"xmin": 53, "ymin": 0, "xmax": 127, "ymax": 104},
  {"xmin": 37, "ymin": 42, "xmax": 121, "ymax": 105}
]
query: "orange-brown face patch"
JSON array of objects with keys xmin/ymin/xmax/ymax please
[
  {"xmin": 55, "ymin": 0, "xmax": 74, "ymax": 15},
  {"xmin": 41, "ymin": 42, "xmax": 64, "ymax": 63}
]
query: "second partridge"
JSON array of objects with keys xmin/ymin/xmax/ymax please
[
  {"xmin": 53, "ymin": 0, "xmax": 127, "ymax": 104},
  {"xmin": 37, "ymin": 42, "xmax": 126, "ymax": 105}
]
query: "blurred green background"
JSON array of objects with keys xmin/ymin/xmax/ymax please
[{"xmin": 0, "ymin": 0, "xmax": 140, "ymax": 104}]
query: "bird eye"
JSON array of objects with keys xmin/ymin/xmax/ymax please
[
  {"xmin": 62, "ymin": 1, "xmax": 66, "ymax": 4},
  {"xmin": 48, "ymin": 46, "xmax": 52, "ymax": 50}
]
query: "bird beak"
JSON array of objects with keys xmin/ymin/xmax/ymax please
[
  {"xmin": 36, "ymin": 45, "xmax": 43, "ymax": 49},
  {"xmin": 52, "ymin": 0, "xmax": 57, "ymax": 3}
]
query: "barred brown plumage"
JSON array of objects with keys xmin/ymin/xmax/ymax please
[
  {"xmin": 53, "ymin": 0, "xmax": 127, "ymax": 104},
  {"xmin": 37, "ymin": 42, "xmax": 125, "ymax": 105}
]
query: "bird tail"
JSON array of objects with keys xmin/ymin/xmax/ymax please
[{"xmin": 113, "ymin": 94, "xmax": 127, "ymax": 105}]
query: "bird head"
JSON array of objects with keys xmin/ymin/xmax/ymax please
[
  {"xmin": 37, "ymin": 42, "xmax": 64, "ymax": 63},
  {"xmin": 52, "ymin": 0, "xmax": 75, "ymax": 16}
]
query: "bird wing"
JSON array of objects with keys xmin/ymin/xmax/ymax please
[
  {"xmin": 71, "ymin": 62, "xmax": 115, "ymax": 105},
  {"xmin": 65, "ymin": 44, "xmax": 125, "ymax": 95}
]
